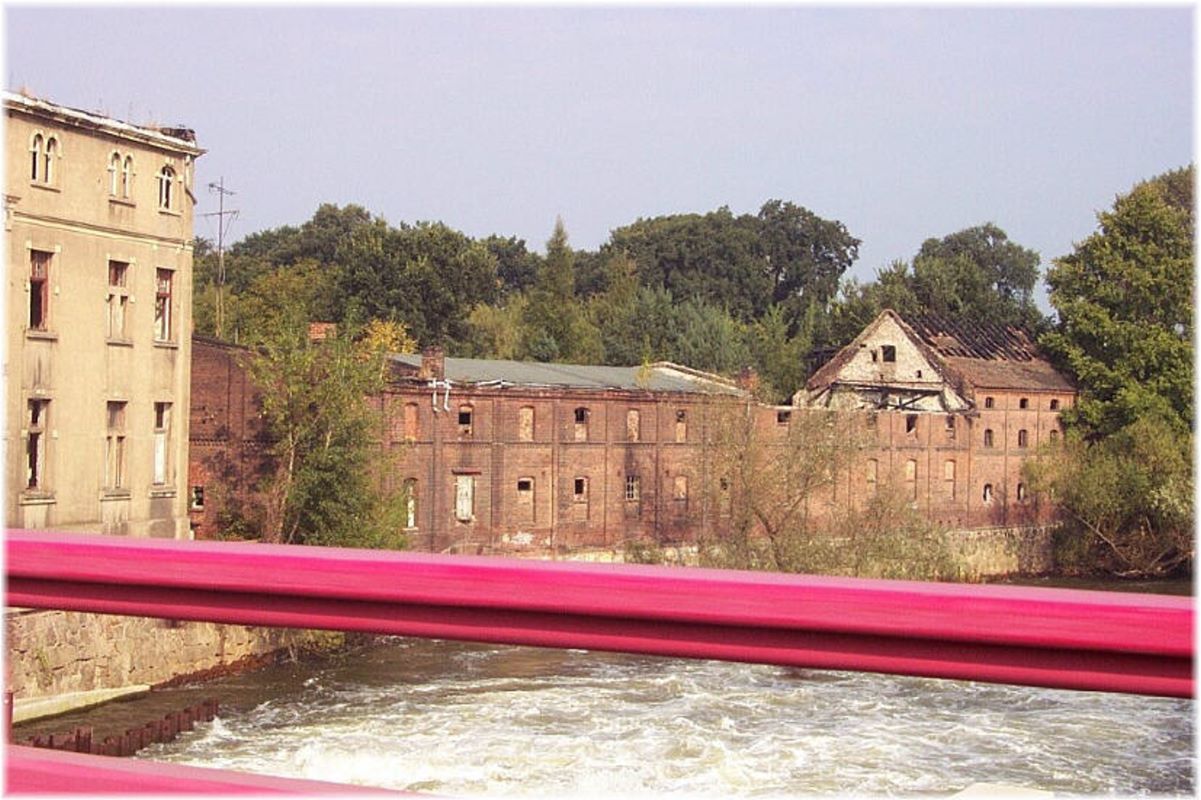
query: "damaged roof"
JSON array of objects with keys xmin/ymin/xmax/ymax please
[
  {"xmin": 389, "ymin": 355, "xmax": 744, "ymax": 395},
  {"xmin": 808, "ymin": 309, "xmax": 1073, "ymax": 395}
]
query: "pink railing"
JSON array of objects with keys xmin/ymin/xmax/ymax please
[{"xmin": 5, "ymin": 529, "xmax": 1194, "ymax": 792}]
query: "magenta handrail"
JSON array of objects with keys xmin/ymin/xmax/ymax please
[{"xmin": 6, "ymin": 529, "xmax": 1192, "ymax": 698}]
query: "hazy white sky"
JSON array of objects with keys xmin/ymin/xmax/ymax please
[{"xmin": 5, "ymin": 7, "xmax": 1193, "ymax": 296}]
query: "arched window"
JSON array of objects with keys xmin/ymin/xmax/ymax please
[
  {"xmin": 108, "ymin": 153, "xmax": 121, "ymax": 195},
  {"xmin": 982, "ymin": 483, "xmax": 994, "ymax": 504},
  {"xmin": 1017, "ymin": 483, "xmax": 1028, "ymax": 503},
  {"xmin": 30, "ymin": 134, "xmax": 43, "ymax": 181},
  {"xmin": 1017, "ymin": 429, "xmax": 1029, "ymax": 448},
  {"xmin": 1050, "ymin": 398, "xmax": 1060, "ymax": 411},
  {"xmin": 984, "ymin": 429, "xmax": 994, "ymax": 447},
  {"xmin": 43, "ymin": 137, "xmax": 57, "ymax": 184},
  {"xmin": 1019, "ymin": 397, "xmax": 1029, "ymax": 410},
  {"xmin": 158, "ymin": 165, "xmax": 175, "ymax": 209},
  {"xmin": 1049, "ymin": 429, "xmax": 1060, "ymax": 444},
  {"xmin": 121, "ymin": 155, "xmax": 133, "ymax": 198},
  {"xmin": 905, "ymin": 459, "xmax": 918, "ymax": 500}
]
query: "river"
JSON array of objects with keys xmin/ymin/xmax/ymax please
[{"xmin": 15, "ymin": 635, "xmax": 1194, "ymax": 796}]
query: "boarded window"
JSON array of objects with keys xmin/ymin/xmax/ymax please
[
  {"xmin": 454, "ymin": 475, "xmax": 474, "ymax": 522},
  {"xmin": 627, "ymin": 409, "xmax": 640, "ymax": 442},
  {"xmin": 675, "ymin": 410, "xmax": 687, "ymax": 443},
  {"xmin": 107, "ymin": 261, "xmax": 129, "ymax": 340},
  {"xmin": 403, "ymin": 478, "xmax": 418, "ymax": 528},
  {"xmin": 1017, "ymin": 429, "xmax": 1029, "ymax": 448},
  {"xmin": 984, "ymin": 429, "xmax": 994, "ymax": 447},
  {"xmin": 518, "ymin": 406, "xmax": 534, "ymax": 441},
  {"xmin": 402, "ymin": 403, "xmax": 418, "ymax": 441},
  {"xmin": 944, "ymin": 460, "xmax": 956, "ymax": 498},
  {"xmin": 105, "ymin": 401, "xmax": 127, "ymax": 490},
  {"xmin": 153, "ymin": 402, "xmax": 171, "ymax": 485},
  {"xmin": 881, "ymin": 345, "xmax": 896, "ymax": 362},
  {"xmin": 458, "ymin": 405, "xmax": 473, "ymax": 436},
  {"xmin": 945, "ymin": 415, "xmax": 956, "ymax": 440},
  {"xmin": 673, "ymin": 475, "xmax": 688, "ymax": 501}
]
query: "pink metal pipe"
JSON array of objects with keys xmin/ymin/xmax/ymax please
[
  {"xmin": 5, "ymin": 745, "xmax": 405, "ymax": 794},
  {"xmin": 5, "ymin": 529, "xmax": 1193, "ymax": 698}
]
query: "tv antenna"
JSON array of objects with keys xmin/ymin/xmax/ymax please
[{"xmin": 200, "ymin": 178, "xmax": 239, "ymax": 339}]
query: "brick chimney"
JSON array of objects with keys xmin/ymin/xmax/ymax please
[
  {"xmin": 418, "ymin": 345, "xmax": 445, "ymax": 381},
  {"xmin": 736, "ymin": 366, "xmax": 759, "ymax": 393}
]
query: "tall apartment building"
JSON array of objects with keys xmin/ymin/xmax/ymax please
[{"xmin": 6, "ymin": 91, "xmax": 203, "ymax": 537}]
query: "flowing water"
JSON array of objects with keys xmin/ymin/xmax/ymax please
[{"xmin": 18, "ymin": 637, "xmax": 1193, "ymax": 797}]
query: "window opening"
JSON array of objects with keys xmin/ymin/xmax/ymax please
[
  {"xmin": 517, "ymin": 478, "xmax": 533, "ymax": 493},
  {"xmin": 190, "ymin": 486, "xmax": 205, "ymax": 511},
  {"xmin": 574, "ymin": 407, "xmax": 589, "ymax": 441},
  {"xmin": 1017, "ymin": 429, "xmax": 1029, "ymax": 448},
  {"xmin": 1017, "ymin": 483, "xmax": 1028, "ymax": 502},
  {"xmin": 627, "ymin": 409, "xmax": 641, "ymax": 442},
  {"xmin": 573, "ymin": 477, "xmax": 588, "ymax": 502},
  {"xmin": 458, "ymin": 406, "xmax": 473, "ymax": 436},
  {"xmin": 30, "ymin": 134, "xmax": 42, "ymax": 181},
  {"xmin": 403, "ymin": 402, "xmax": 418, "ymax": 441},
  {"xmin": 944, "ymin": 460, "xmax": 956, "ymax": 498},
  {"xmin": 1050, "ymin": 399, "xmax": 1060, "ymax": 411},
  {"xmin": 454, "ymin": 475, "xmax": 474, "ymax": 522},
  {"xmin": 158, "ymin": 166, "xmax": 175, "ymax": 209},
  {"xmin": 983, "ymin": 428, "xmax": 994, "ymax": 447},
  {"xmin": 402, "ymin": 478, "xmax": 418, "ymax": 528},
  {"xmin": 982, "ymin": 483, "xmax": 994, "ymax": 504},
  {"xmin": 518, "ymin": 406, "xmax": 534, "ymax": 441},
  {"xmin": 625, "ymin": 475, "xmax": 641, "ymax": 502},
  {"xmin": 881, "ymin": 345, "xmax": 897, "ymax": 363},
  {"xmin": 109, "ymin": 153, "xmax": 121, "ymax": 195},
  {"xmin": 26, "ymin": 399, "xmax": 48, "ymax": 490},
  {"xmin": 1019, "ymin": 398, "xmax": 1029, "ymax": 409},
  {"xmin": 105, "ymin": 401, "xmax": 127, "ymax": 490},
  {"xmin": 984, "ymin": 397, "xmax": 995, "ymax": 409},
  {"xmin": 675, "ymin": 410, "xmax": 687, "ymax": 442},
  {"xmin": 673, "ymin": 475, "xmax": 689, "ymax": 501},
  {"xmin": 154, "ymin": 269, "xmax": 173, "ymax": 341},
  {"xmin": 906, "ymin": 414, "xmax": 918, "ymax": 434},
  {"xmin": 43, "ymin": 137, "xmax": 56, "ymax": 184},
  {"xmin": 777, "ymin": 410, "xmax": 792, "ymax": 425},
  {"xmin": 153, "ymin": 402, "xmax": 171, "ymax": 485},
  {"xmin": 107, "ymin": 261, "xmax": 129, "ymax": 340},
  {"xmin": 1049, "ymin": 429, "xmax": 1060, "ymax": 443},
  {"xmin": 29, "ymin": 250, "xmax": 50, "ymax": 330},
  {"xmin": 122, "ymin": 156, "xmax": 133, "ymax": 197}
]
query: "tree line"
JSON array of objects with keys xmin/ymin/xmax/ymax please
[{"xmin": 195, "ymin": 168, "xmax": 1193, "ymax": 577}]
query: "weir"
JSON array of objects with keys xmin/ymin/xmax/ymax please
[{"xmin": 5, "ymin": 528, "xmax": 1194, "ymax": 793}]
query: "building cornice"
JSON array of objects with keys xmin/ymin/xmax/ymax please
[
  {"xmin": 11, "ymin": 210, "xmax": 195, "ymax": 251},
  {"xmin": 4, "ymin": 91, "xmax": 204, "ymax": 157}
]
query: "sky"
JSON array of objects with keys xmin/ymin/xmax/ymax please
[{"xmin": 4, "ymin": 7, "xmax": 1193, "ymax": 302}]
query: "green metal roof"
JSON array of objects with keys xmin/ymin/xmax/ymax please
[{"xmin": 389, "ymin": 355, "xmax": 743, "ymax": 395}]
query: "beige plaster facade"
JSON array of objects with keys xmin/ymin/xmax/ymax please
[{"xmin": 5, "ymin": 92, "xmax": 203, "ymax": 538}]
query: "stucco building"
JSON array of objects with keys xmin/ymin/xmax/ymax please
[{"xmin": 6, "ymin": 91, "xmax": 202, "ymax": 538}]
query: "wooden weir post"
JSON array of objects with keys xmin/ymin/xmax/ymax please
[
  {"xmin": 3, "ymin": 691, "xmax": 12, "ymax": 743},
  {"xmin": 74, "ymin": 727, "xmax": 91, "ymax": 754}
]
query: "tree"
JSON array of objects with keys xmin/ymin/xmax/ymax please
[
  {"xmin": 239, "ymin": 267, "xmax": 406, "ymax": 549},
  {"xmin": 1024, "ymin": 417, "xmax": 1192, "ymax": 577},
  {"xmin": 696, "ymin": 402, "xmax": 955, "ymax": 579},
  {"xmin": 521, "ymin": 219, "xmax": 602, "ymax": 362},
  {"xmin": 757, "ymin": 199, "xmax": 860, "ymax": 318},
  {"xmin": 1042, "ymin": 166, "xmax": 1194, "ymax": 437},
  {"xmin": 915, "ymin": 223, "xmax": 1043, "ymax": 330}
]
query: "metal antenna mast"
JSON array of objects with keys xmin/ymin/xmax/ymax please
[{"xmin": 201, "ymin": 178, "xmax": 239, "ymax": 339}]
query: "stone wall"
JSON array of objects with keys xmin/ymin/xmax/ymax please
[
  {"xmin": 6, "ymin": 609, "xmax": 313, "ymax": 700},
  {"xmin": 945, "ymin": 525, "xmax": 1056, "ymax": 579}
]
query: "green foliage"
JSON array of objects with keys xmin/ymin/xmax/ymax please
[
  {"xmin": 460, "ymin": 296, "xmax": 528, "ymax": 360},
  {"xmin": 1024, "ymin": 417, "xmax": 1193, "ymax": 577},
  {"xmin": 521, "ymin": 219, "xmax": 603, "ymax": 363},
  {"xmin": 239, "ymin": 268, "xmax": 406, "ymax": 549},
  {"xmin": 1042, "ymin": 166, "xmax": 1194, "ymax": 437}
]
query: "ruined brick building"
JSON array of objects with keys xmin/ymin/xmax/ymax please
[{"xmin": 187, "ymin": 309, "xmax": 1074, "ymax": 551}]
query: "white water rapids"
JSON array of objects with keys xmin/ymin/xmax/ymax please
[{"xmin": 123, "ymin": 638, "xmax": 1193, "ymax": 797}]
